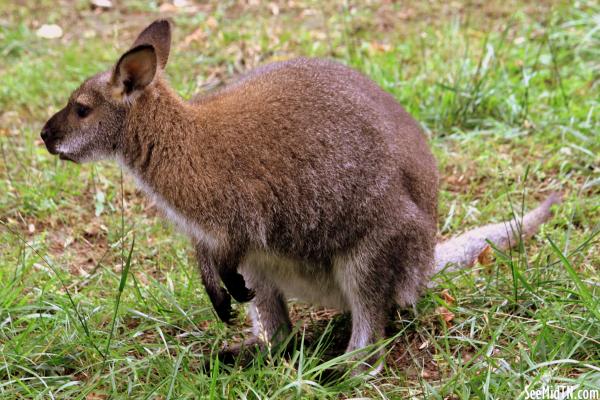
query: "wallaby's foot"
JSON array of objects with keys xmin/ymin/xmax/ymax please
[
  {"xmin": 217, "ymin": 335, "xmax": 299, "ymax": 368},
  {"xmin": 241, "ymin": 268, "xmax": 293, "ymax": 345},
  {"xmin": 200, "ymin": 338, "xmax": 261, "ymax": 372},
  {"xmin": 217, "ymin": 337, "xmax": 264, "ymax": 367}
]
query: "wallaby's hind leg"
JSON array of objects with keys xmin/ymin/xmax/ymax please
[
  {"xmin": 243, "ymin": 269, "xmax": 292, "ymax": 346},
  {"xmin": 333, "ymin": 238, "xmax": 396, "ymax": 372},
  {"xmin": 217, "ymin": 267, "xmax": 291, "ymax": 365},
  {"xmin": 393, "ymin": 225, "xmax": 436, "ymax": 308},
  {"xmin": 333, "ymin": 221, "xmax": 435, "ymax": 373}
]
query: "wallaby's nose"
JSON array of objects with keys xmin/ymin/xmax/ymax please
[{"xmin": 40, "ymin": 127, "xmax": 50, "ymax": 141}]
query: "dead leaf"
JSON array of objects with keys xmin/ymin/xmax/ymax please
[
  {"xmin": 440, "ymin": 288, "xmax": 455, "ymax": 305},
  {"xmin": 63, "ymin": 236, "xmax": 74, "ymax": 249},
  {"xmin": 83, "ymin": 221, "xmax": 103, "ymax": 238},
  {"xmin": 477, "ymin": 245, "xmax": 494, "ymax": 266},
  {"xmin": 269, "ymin": 2, "xmax": 280, "ymax": 15},
  {"xmin": 183, "ymin": 27, "xmax": 206, "ymax": 47},
  {"xmin": 90, "ymin": 0, "xmax": 112, "ymax": 9},
  {"xmin": 371, "ymin": 42, "xmax": 392, "ymax": 52},
  {"xmin": 86, "ymin": 393, "xmax": 108, "ymax": 400},
  {"xmin": 206, "ymin": 16, "xmax": 218, "ymax": 30},
  {"xmin": 36, "ymin": 24, "xmax": 63, "ymax": 39},
  {"xmin": 435, "ymin": 306, "xmax": 455, "ymax": 326},
  {"xmin": 446, "ymin": 174, "xmax": 466, "ymax": 186},
  {"xmin": 462, "ymin": 351, "xmax": 473, "ymax": 362},
  {"xmin": 159, "ymin": 3, "xmax": 178, "ymax": 13}
]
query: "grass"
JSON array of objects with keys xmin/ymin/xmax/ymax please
[{"xmin": 0, "ymin": 0, "xmax": 598, "ymax": 398}]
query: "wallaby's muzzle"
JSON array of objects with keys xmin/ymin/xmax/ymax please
[
  {"xmin": 40, "ymin": 110, "xmax": 63, "ymax": 154},
  {"xmin": 40, "ymin": 126, "xmax": 56, "ymax": 153},
  {"xmin": 40, "ymin": 107, "xmax": 78, "ymax": 162}
]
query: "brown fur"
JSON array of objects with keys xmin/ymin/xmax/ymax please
[{"xmin": 41, "ymin": 20, "xmax": 558, "ymax": 372}]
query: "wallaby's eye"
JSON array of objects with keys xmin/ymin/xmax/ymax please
[{"xmin": 75, "ymin": 103, "xmax": 92, "ymax": 118}]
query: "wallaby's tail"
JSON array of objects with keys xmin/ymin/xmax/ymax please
[{"xmin": 432, "ymin": 193, "xmax": 562, "ymax": 279}]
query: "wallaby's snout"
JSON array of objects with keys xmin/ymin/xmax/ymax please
[{"xmin": 41, "ymin": 106, "xmax": 70, "ymax": 159}]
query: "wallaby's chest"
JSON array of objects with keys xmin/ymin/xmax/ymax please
[{"xmin": 120, "ymin": 159, "xmax": 222, "ymax": 250}]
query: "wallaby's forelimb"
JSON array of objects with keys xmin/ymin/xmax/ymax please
[
  {"xmin": 194, "ymin": 244, "xmax": 255, "ymax": 323},
  {"xmin": 216, "ymin": 252, "xmax": 255, "ymax": 303},
  {"xmin": 220, "ymin": 270, "xmax": 256, "ymax": 303},
  {"xmin": 432, "ymin": 193, "xmax": 562, "ymax": 281},
  {"xmin": 194, "ymin": 245, "xmax": 234, "ymax": 323}
]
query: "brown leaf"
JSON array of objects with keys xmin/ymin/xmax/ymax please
[
  {"xmin": 83, "ymin": 221, "xmax": 101, "ymax": 238},
  {"xmin": 440, "ymin": 289, "xmax": 455, "ymax": 305},
  {"xmin": 86, "ymin": 393, "xmax": 108, "ymax": 400},
  {"xmin": 371, "ymin": 42, "xmax": 392, "ymax": 52},
  {"xmin": 90, "ymin": 0, "xmax": 112, "ymax": 9},
  {"xmin": 183, "ymin": 27, "xmax": 206, "ymax": 47},
  {"xmin": 446, "ymin": 174, "xmax": 466, "ymax": 186},
  {"xmin": 477, "ymin": 245, "xmax": 494, "ymax": 266},
  {"xmin": 435, "ymin": 306, "xmax": 455, "ymax": 326},
  {"xmin": 206, "ymin": 16, "xmax": 218, "ymax": 30}
]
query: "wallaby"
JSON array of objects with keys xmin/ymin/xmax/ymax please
[{"xmin": 41, "ymin": 20, "xmax": 561, "ymax": 371}]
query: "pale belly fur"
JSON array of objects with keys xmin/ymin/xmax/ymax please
[{"xmin": 241, "ymin": 251, "xmax": 350, "ymax": 311}]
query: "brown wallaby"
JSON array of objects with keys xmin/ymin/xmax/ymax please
[{"xmin": 41, "ymin": 20, "xmax": 561, "ymax": 371}]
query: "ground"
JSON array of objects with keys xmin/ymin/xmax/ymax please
[{"xmin": 0, "ymin": 0, "xmax": 598, "ymax": 399}]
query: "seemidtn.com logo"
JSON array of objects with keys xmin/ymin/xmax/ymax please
[{"xmin": 525, "ymin": 385, "xmax": 599, "ymax": 400}]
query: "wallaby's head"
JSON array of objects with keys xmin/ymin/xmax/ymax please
[{"xmin": 41, "ymin": 20, "xmax": 172, "ymax": 163}]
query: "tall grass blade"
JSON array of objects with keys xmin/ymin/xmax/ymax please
[{"xmin": 103, "ymin": 236, "xmax": 135, "ymax": 360}]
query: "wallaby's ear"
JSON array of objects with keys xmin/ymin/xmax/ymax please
[
  {"xmin": 111, "ymin": 44, "xmax": 157, "ymax": 100},
  {"xmin": 131, "ymin": 19, "xmax": 171, "ymax": 69}
]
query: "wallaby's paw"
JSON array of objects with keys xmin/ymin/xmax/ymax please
[
  {"xmin": 221, "ymin": 270, "xmax": 255, "ymax": 303},
  {"xmin": 213, "ymin": 288, "xmax": 233, "ymax": 324},
  {"xmin": 230, "ymin": 286, "xmax": 255, "ymax": 303}
]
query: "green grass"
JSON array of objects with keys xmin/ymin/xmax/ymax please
[{"xmin": 1, "ymin": 0, "xmax": 598, "ymax": 398}]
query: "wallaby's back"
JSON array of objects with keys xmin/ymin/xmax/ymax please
[{"xmin": 178, "ymin": 58, "xmax": 438, "ymax": 262}]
